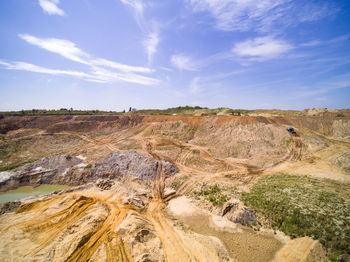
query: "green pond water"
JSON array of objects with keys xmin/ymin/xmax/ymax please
[{"xmin": 0, "ymin": 185, "xmax": 71, "ymax": 203}]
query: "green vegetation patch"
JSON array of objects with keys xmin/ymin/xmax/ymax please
[
  {"xmin": 133, "ymin": 129, "xmax": 143, "ymax": 135},
  {"xmin": 171, "ymin": 176, "xmax": 189, "ymax": 190},
  {"xmin": 184, "ymin": 155, "xmax": 209, "ymax": 168},
  {"xmin": 193, "ymin": 184, "xmax": 237, "ymax": 207},
  {"xmin": 242, "ymin": 174, "xmax": 350, "ymax": 261},
  {"xmin": 0, "ymin": 143, "xmax": 28, "ymax": 160},
  {"xmin": 343, "ymin": 167, "xmax": 350, "ymax": 174},
  {"xmin": 90, "ymin": 133, "xmax": 107, "ymax": 139},
  {"xmin": 131, "ymin": 106, "xmax": 251, "ymax": 116},
  {"xmin": 0, "ymin": 160, "xmax": 37, "ymax": 172},
  {"xmin": 85, "ymin": 164, "xmax": 93, "ymax": 169},
  {"xmin": 132, "ymin": 106, "xmax": 208, "ymax": 115}
]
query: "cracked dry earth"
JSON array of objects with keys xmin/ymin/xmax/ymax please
[{"xmin": 0, "ymin": 113, "xmax": 349, "ymax": 262}]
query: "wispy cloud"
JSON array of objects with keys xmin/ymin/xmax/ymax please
[
  {"xmin": 0, "ymin": 60, "xmax": 89, "ymax": 78},
  {"xmin": 91, "ymin": 58, "xmax": 154, "ymax": 73},
  {"xmin": 301, "ymin": 34, "xmax": 350, "ymax": 47},
  {"xmin": 301, "ymin": 40, "xmax": 322, "ymax": 47},
  {"xmin": 143, "ymin": 32, "xmax": 159, "ymax": 64},
  {"xmin": 233, "ymin": 36, "xmax": 293, "ymax": 60},
  {"xmin": 20, "ymin": 34, "xmax": 156, "ymax": 75},
  {"xmin": 19, "ymin": 34, "xmax": 88, "ymax": 64},
  {"xmin": 4, "ymin": 34, "xmax": 160, "ymax": 86},
  {"xmin": 38, "ymin": 0, "xmax": 65, "ymax": 16},
  {"xmin": 186, "ymin": 0, "xmax": 338, "ymax": 32},
  {"xmin": 170, "ymin": 54, "xmax": 198, "ymax": 71},
  {"xmin": 0, "ymin": 60, "xmax": 160, "ymax": 86},
  {"xmin": 120, "ymin": 0, "xmax": 144, "ymax": 19},
  {"xmin": 294, "ymin": 73, "xmax": 350, "ymax": 98},
  {"xmin": 120, "ymin": 0, "xmax": 161, "ymax": 65},
  {"xmin": 88, "ymin": 67, "xmax": 160, "ymax": 85}
]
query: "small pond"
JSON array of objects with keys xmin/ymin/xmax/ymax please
[{"xmin": 0, "ymin": 185, "xmax": 71, "ymax": 203}]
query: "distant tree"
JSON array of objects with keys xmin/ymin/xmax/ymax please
[
  {"xmin": 122, "ymin": 110, "xmax": 125, "ymax": 113},
  {"xmin": 129, "ymin": 107, "xmax": 132, "ymax": 112},
  {"xmin": 70, "ymin": 107, "xmax": 73, "ymax": 112}
]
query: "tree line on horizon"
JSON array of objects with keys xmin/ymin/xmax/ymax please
[{"xmin": 0, "ymin": 106, "xmax": 251, "ymax": 116}]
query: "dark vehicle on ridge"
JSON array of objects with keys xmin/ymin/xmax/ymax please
[{"xmin": 287, "ymin": 126, "xmax": 296, "ymax": 134}]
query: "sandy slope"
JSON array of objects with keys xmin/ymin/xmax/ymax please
[{"xmin": 0, "ymin": 112, "xmax": 349, "ymax": 261}]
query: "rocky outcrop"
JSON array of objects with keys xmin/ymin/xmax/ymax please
[
  {"xmin": 0, "ymin": 152, "xmax": 179, "ymax": 192},
  {"xmin": 91, "ymin": 151, "xmax": 159, "ymax": 180},
  {"xmin": 90, "ymin": 151, "xmax": 178, "ymax": 180},
  {"xmin": 96, "ymin": 179, "xmax": 115, "ymax": 190},
  {"xmin": 0, "ymin": 155, "xmax": 83, "ymax": 192},
  {"xmin": 234, "ymin": 207, "xmax": 257, "ymax": 225},
  {"xmin": 163, "ymin": 160, "xmax": 179, "ymax": 179}
]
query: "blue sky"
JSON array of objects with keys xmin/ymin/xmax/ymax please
[{"xmin": 0, "ymin": 0, "xmax": 349, "ymax": 111}]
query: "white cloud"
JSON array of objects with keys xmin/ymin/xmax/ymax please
[
  {"xmin": 170, "ymin": 54, "xmax": 198, "ymax": 71},
  {"xmin": 186, "ymin": 0, "xmax": 337, "ymax": 32},
  {"xmin": 19, "ymin": 34, "xmax": 156, "ymax": 75},
  {"xmin": 120, "ymin": 0, "xmax": 161, "ymax": 65},
  {"xmin": 143, "ymin": 32, "xmax": 159, "ymax": 64},
  {"xmin": 0, "ymin": 60, "xmax": 89, "ymax": 78},
  {"xmin": 120, "ymin": 0, "xmax": 145, "ymax": 30},
  {"xmin": 160, "ymin": 67, "xmax": 173, "ymax": 72},
  {"xmin": 90, "ymin": 67, "xmax": 160, "ymax": 86},
  {"xmin": 233, "ymin": 36, "xmax": 293, "ymax": 60},
  {"xmin": 91, "ymin": 58, "xmax": 154, "ymax": 73},
  {"xmin": 301, "ymin": 34, "xmax": 350, "ymax": 48},
  {"xmin": 19, "ymin": 34, "xmax": 88, "ymax": 64},
  {"xmin": 189, "ymin": 77, "xmax": 202, "ymax": 95},
  {"xmin": 301, "ymin": 40, "xmax": 322, "ymax": 47},
  {"xmin": 292, "ymin": 73, "xmax": 350, "ymax": 98},
  {"xmin": 120, "ymin": 0, "xmax": 144, "ymax": 17},
  {"xmin": 6, "ymin": 34, "xmax": 161, "ymax": 86},
  {"xmin": 38, "ymin": 0, "xmax": 65, "ymax": 16},
  {"xmin": 0, "ymin": 60, "xmax": 160, "ymax": 86}
]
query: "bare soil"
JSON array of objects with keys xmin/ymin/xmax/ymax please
[{"xmin": 0, "ymin": 111, "xmax": 348, "ymax": 261}]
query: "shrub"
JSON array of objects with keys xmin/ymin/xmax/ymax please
[{"xmin": 192, "ymin": 184, "xmax": 236, "ymax": 207}]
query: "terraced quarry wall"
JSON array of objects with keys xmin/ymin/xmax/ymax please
[{"xmin": 0, "ymin": 112, "xmax": 349, "ymax": 261}]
